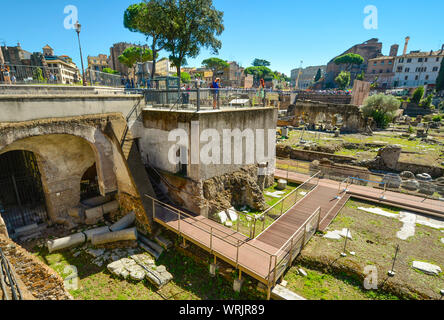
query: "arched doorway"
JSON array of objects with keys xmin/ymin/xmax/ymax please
[
  {"xmin": 0, "ymin": 150, "xmax": 48, "ymax": 234},
  {"xmin": 80, "ymin": 163, "xmax": 101, "ymax": 201}
]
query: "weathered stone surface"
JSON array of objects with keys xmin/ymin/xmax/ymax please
[
  {"xmin": 418, "ymin": 181, "xmax": 436, "ymax": 196},
  {"xmin": 47, "ymin": 232, "xmax": 86, "ymax": 253},
  {"xmin": 91, "ymin": 227, "xmax": 137, "ymax": 246},
  {"xmin": 400, "ymin": 171, "xmax": 415, "ymax": 180},
  {"xmin": 83, "ymin": 226, "xmax": 110, "ymax": 241},
  {"xmin": 381, "ymin": 173, "xmax": 402, "ymax": 189},
  {"xmin": 412, "ymin": 261, "xmax": 442, "ymax": 276},
  {"xmin": 86, "ymin": 248, "xmax": 105, "ymax": 258},
  {"xmin": 377, "ymin": 145, "xmax": 402, "ymax": 170},
  {"xmin": 401, "ymin": 179, "xmax": 420, "ymax": 191},
  {"xmin": 154, "ymin": 235, "xmax": 173, "ymax": 250},
  {"xmin": 85, "ymin": 200, "xmax": 119, "ymax": 225},
  {"xmin": 272, "ymin": 284, "xmax": 306, "ymax": 300},
  {"xmin": 226, "ymin": 207, "xmax": 238, "ymax": 222},
  {"xmin": 109, "ymin": 211, "xmax": 136, "ymax": 232},
  {"xmin": 276, "ymin": 179, "xmax": 287, "ymax": 190},
  {"xmin": 416, "ymin": 173, "xmax": 432, "ymax": 181}
]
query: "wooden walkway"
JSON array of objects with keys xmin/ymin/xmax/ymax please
[
  {"xmin": 150, "ymin": 172, "xmax": 354, "ymax": 293},
  {"xmin": 275, "ymin": 169, "xmax": 444, "ymax": 217}
]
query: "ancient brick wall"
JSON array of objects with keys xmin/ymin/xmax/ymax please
[{"xmin": 0, "ymin": 235, "xmax": 72, "ymax": 300}]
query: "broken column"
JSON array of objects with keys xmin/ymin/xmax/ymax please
[
  {"xmin": 110, "ymin": 211, "xmax": 136, "ymax": 232},
  {"xmin": 47, "ymin": 232, "xmax": 86, "ymax": 253},
  {"xmin": 91, "ymin": 227, "xmax": 137, "ymax": 246},
  {"xmin": 85, "ymin": 200, "xmax": 119, "ymax": 225}
]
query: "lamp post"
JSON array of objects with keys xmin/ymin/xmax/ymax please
[{"xmin": 74, "ymin": 21, "xmax": 87, "ymax": 86}]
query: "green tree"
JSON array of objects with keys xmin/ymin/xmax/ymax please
[
  {"xmin": 436, "ymin": 58, "xmax": 444, "ymax": 92},
  {"xmin": 334, "ymin": 53, "xmax": 364, "ymax": 71},
  {"xmin": 411, "ymin": 86, "xmax": 424, "ymax": 104},
  {"xmin": 244, "ymin": 66, "xmax": 275, "ymax": 86},
  {"xmin": 421, "ymin": 94, "xmax": 434, "ymax": 108},
  {"xmin": 33, "ymin": 67, "xmax": 44, "ymax": 82},
  {"xmin": 102, "ymin": 68, "xmax": 119, "ymax": 75},
  {"xmin": 356, "ymin": 71, "xmax": 365, "ymax": 81},
  {"xmin": 361, "ymin": 94, "xmax": 401, "ymax": 128},
  {"xmin": 124, "ymin": 1, "xmax": 170, "ymax": 80},
  {"xmin": 164, "ymin": 0, "xmax": 224, "ymax": 84},
  {"xmin": 174, "ymin": 71, "xmax": 191, "ymax": 83},
  {"xmin": 335, "ymin": 71, "xmax": 351, "ymax": 90},
  {"xmin": 202, "ymin": 57, "xmax": 229, "ymax": 81},
  {"xmin": 252, "ymin": 59, "xmax": 271, "ymax": 67},
  {"xmin": 314, "ymin": 68, "xmax": 322, "ymax": 82},
  {"xmin": 118, "ymin": 46, "xmax": 154, "ymax": 81}
]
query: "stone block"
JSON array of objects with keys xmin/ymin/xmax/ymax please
[
  {"xmin": 276, "ymin": 179, "xmax": 287, "ymax": 190},
  {"xmin": 209, "ymin": 263, "xmax": 218, "ymax": 276},
  {"xmin": 91, "ymin": 227, "xmax": 137, "ymax": 246},
  {"xmin": 110, "ymin": 211, "xmax": 135, "ymax": 232},
  {"xmin": 233, "ymin": 278, "xmax": 244, "ymax": 293}
]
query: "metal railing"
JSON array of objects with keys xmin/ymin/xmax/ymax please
[
  {"xmin": 252, "ymin": 171, "xmax": 321, "ymax": 239},
  {"xmin": 120, "ymin": 94, "xmax": 145, "ymax": 148},
  {"xmin": 276, "ymin": 157, "xmax": 443, "ymax": 203},
  {"xmin": 1, "ymin": 64, "xmax": 81, "ymax": 85},
  {"xmin": 87, "ymin": 69, "xmax": 123, "ymax": 88},
  {"xmin": 144, "ymin": 88, "xmax": 285, "ymax": 111},
  {"xmin": 147, "ymin": 194, "xmax": 277, "ymax": 282},
  {"xmin": 0, "ymin": 248, "xmax": 23, "ymax": 300}
]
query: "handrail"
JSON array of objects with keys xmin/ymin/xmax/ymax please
[
  {"xmin": 274, "ymin": 207, "xmax": 321, "ymax": 257},
  {"xmin": 120, "ymin": 94, "xmax": 144, "ymax": 148},
  {"xmin": 259, "ymin": 170, "xmax": 321, "ymax": 218}
]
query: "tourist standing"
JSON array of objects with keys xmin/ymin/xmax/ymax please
[{"xmin": 211, "ymin": 78, "xmax": 220, "ymax": 109}]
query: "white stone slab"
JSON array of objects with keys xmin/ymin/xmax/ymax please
[
  {"xmin": 217, "ymin": 211, "xmax": 227, "ymax": 224},
  {"xmin": 358, "ymin": 207, "xmax": 398, "ymax": 218},
  {"xmin": 396, "ymin": 212, "xmax": 416, "ymax": 240},
  {"xmin": 412, "ymin": 261, "xmax": 442, "ymax": 276},
  {"xmin": 324, "ymin": 230, "xmax": 342, "ymax": 240},
  {"xmin": 226, "ymin": 207, "xmax": 238, "ymax": 222}
]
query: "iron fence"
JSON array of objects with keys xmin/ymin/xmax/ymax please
[
  {"xmin": 1, "ymin": 64, "xmax": 82, "ymax": 85},
  {"xmin": 87, "ymin": 69, "xmax": 122, "ymax": 87},
  {"xmin": 144, "ymin": 88, "xmax": 285, "ymax": 111}
]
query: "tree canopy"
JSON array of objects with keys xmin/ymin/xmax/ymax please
[
  {"xmin": 252, "ymin": 59, "xmax": 271, "ymax": 67},
  {"xmin": 202, "ymin": 57, "xmax": 229, "ymax": 80},
  {"xmin": 123, "ymin": 1, "xmax": 170, "ymax": 80},
  {"xmin": 314, "ymin": 68, "xmax": 322, "ymax": 82},
  {"xmin": 244, "ymin": 66, "xmax": 274, "ymax": 85},
  {"xmin": 102, "ymin": 68, "xmax": 119, "ymax": 75},
  {"xmin": 118, "ymin": 47, "xmax": 154, "ymax": 79},
  {"xmin": 164, "ymin": 0, "xmax": 224, "ymax": 83},
  {"xmin": 411, "ymin": 86, "xmax": 424, "ymax": 104},
  {"xmin": 334, "ymin": 53, "xmax": 364, "ymax": 71},
  {"xmin": 335, "ymin": 71, "xmax": 351, "ymax": 90}
]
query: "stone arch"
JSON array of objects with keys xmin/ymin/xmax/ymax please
[
  {"xmin": 0, "ymin": 125, "xmax": 118, "ymax": 223},
  {"xmin": 0, "ymin": 123, "xmax": 117, "ymax": 196}
]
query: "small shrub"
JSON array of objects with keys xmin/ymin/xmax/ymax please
[
  {"xmin": 411, "ymin": 86, "xmax": 424, "ymax": 104},
  {"xmin": 432, "ymin": 115, "xmax": 442, "ymax": 122}
]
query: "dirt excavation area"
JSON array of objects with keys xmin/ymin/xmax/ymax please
[{"xmin": 288, "ymin": 198, "xmax": 444, "ymax": 300}]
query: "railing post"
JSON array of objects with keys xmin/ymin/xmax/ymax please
[
  {"xmin": 262, "ymin": 215, "xmax": 266, "ymax": 232},
  {"xmin": 301, "ymin": 225, "xmax": 306, "ymax": 247},
  {"xmin": 236, "ymin": 240, "xmax": 240, "ymax": 267},
  {"xmin": 152, "ymin": 200, "xmax": 156, "ymax": 220},
  {"xmin": 317, "ymin": 208, "xmax": 322, "ymax": 230},
  {"xmin": 210, "ymin": 227, "xmax": 213, "ymax": 252},
  {"xmin": 197, "ymin": 88, "xmax": 200, "ymax": 111},
  {"xmin": 252, "ymin": 218, "xmax": 257, "ymax": 238},
  {"xmin": 273, "ymin": 255, "xmax": 277, "ymax": 286},
  {"xmin": 178, "ymin": 212, "xmax": 181, "ymax": 235},
  {"xmin": 289, "ymin": 237, "xmax": 294, "ymax": 264}
]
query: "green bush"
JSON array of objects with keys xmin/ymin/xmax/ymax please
[
  {"xmin": 432, "ymin": 115, "xmax": 442, "ymax": 122},
  {"xmin": 411, "ymin": 86, "xmax": 424, "ymax": 104},
  {"xmin": 361, "ymin": 94, "xmax": 401, "ymax": 128}
]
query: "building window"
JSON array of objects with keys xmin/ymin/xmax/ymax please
[
  {"xmin": 405, "ymin": 67, "xmax": 410, "ymax": 72},
  {"xmin": 436, "ymin": 57, "xmax": 440, "ymax": 62},
  {"xmin": 389, "ymin": 61, "xmax": 392, "ymax": 65},
  {"xmin": 425, "ymin": 75, "xmax": 429, "ymax": 80},
  {"xmin": 407, "ymin": 58, "xmax": 412, "ymax": 63},
  {"xmin": 433, "ymin": 67, "xmax": 439, "ymax": 72},
  {"xmin": 379, "ymin": 70, "xmax": 383, "ymax": 73},
  {"xmin": 399, "ymin": 58, "xmax": 404, "ymax": 63},
  {"xmin": 381, "ymin": 61, "xmax": 385, "ymax": 65},
  {"xmin": 424, "ymin": 58, "xmax": 428, "ymax": 62},
  {"xmin": 418, "ymin": 58, "xmax": 423, "ymax": 62},
  {"xmin": 373, "ymin": 62, "xmax": 377, "ymax": 66},
  {"xmin": 415, "ymin": 75, "xmax": 419, "ymax": 80},
  {"xmin": 397, "ymin": 66, "xmax": 403, "ymax": 72},
  {"xmin": 405, "ymin": 76, "xmax": 408, "ymax": 80}
]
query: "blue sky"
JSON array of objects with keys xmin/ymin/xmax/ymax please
[{"xmin": 1, "ymin": 0, "xmax": 443, "ymax": 76}]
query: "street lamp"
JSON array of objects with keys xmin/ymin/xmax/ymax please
[{"xmin": 74, "ymin": 21, "xmax": 87, "ymax": 86}]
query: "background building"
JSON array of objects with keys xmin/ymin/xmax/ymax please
[
  {"xmin": 393, "ymin": 44, "xmax": 444, "ymax": 88},
  {"xmin": 155, "ymin": 58, "xmax": 177, "ymax": 76},
  {"xmin": 291, "ymin": 65, "xmax": 326, "ymax": 89},
  {"xmin": 364, "ymin": 44, "xmax": 398, "ymax": 89},
  {"xmin": 108, "ymin": 42, "xmax": 146, "ymax": 79},
  {"xmin": 324, "ymin": 38, "xmax": 382, "ymax": 88},
  {"xmin": 88, "ymin": 54, "xmax": 109, "ymax": 72}
]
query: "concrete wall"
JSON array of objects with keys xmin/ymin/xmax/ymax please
[
  {"xmin": 0, "ymin": 94, "xmax": 142, "ymax": 122},
  {"xmin": 138, "ymin": 107, "xmax": 278, "ymax": 182}
]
